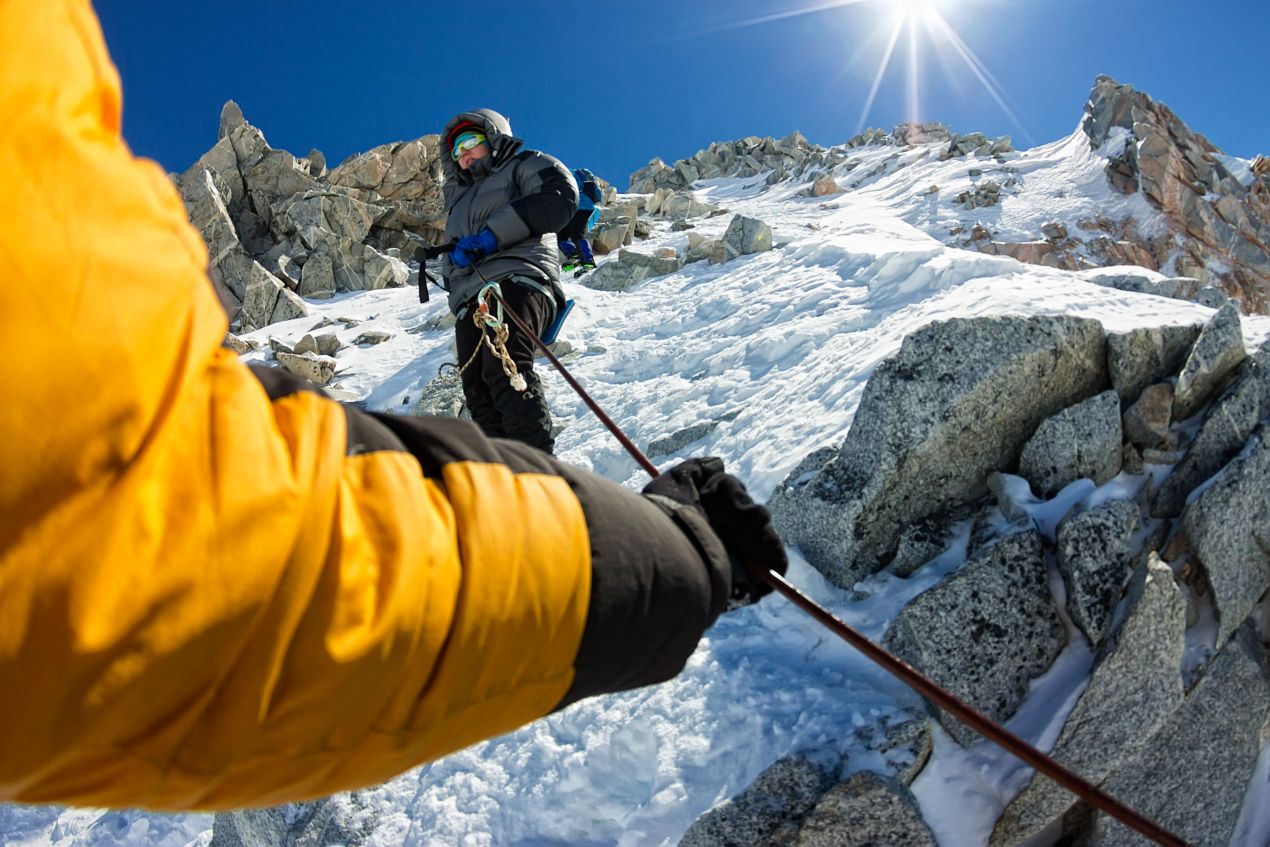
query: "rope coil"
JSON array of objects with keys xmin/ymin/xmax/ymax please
[{"xmin": 458, "ymin": 285, "xmax": 528, "ymax": 393}]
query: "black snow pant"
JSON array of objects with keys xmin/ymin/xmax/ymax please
[
  {"xmin": 559, "ymin": 208, "xmax": 592, "ymax": 241},
  {"xmin": 455, "ymin": 279, "xmax": 556, "ymax": 454}
]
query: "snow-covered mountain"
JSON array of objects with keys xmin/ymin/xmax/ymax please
[{"xmin": 3, "ymin": 79, "xmax": 1268, "ymax": 847}]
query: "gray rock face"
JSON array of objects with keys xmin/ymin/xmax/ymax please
[
  {"xmin": 1083, "ymin": 623, "xmax": 1269, "ymax": 847},
  {"xmin": 591, "ymin": 217, "xmax": 634, "ymax": 254},
  {"xmin": 1152, "ymin": 367, "xmax": 1262, "ymax": 517},
  {"xmin": 647, "ymin": 421, "xmax": 721, "ymax": 460},
  {"xmin": 181, "ymin": 135, "xmax": 246, "ymax": 220},
  {"xmin": 298, "ymin": 254, "xmax": 336, "ymax": 298},
  {"xmin": 211, "ymin": 792, "xmax": 377, "ymax": 847},
  {"xmin": 240, "ymin": 267, "xmax": 288, "ymax": 332},
  {"xmin": 884, "ymin": 531, "xmax": 1064, "ymax": 746},
  {"xmin": 298, "ymin": 228, "xmax": 407, "ymax": 293},
  {"xmin": 1174, "ymin": 300, "xmax": 1247, "ymax": 421},
  {"xmin": 891, "ymin": 515, "xmax": 962, "ymax": 578},
  {"xmin": 1121, "ymin": 442, "xmax": 1144, "ymax": 475},
  {"xmin": 629, "ymin": 157, "xmax": 689, "ymax": 194},
  {"xmin": 895, "ymin": 122, "xmax": 951, "ymax": 146},
  {"xmin": 1055, "ymin": 499, "xmax": 1141, "ymax": 647},
  {"xmin": 180, "ymin": 168, "xmax": 250, "ymax": 320},
  {"xmin": 795, "ymin": 772, "xmax": 937, "ymax": 847},
  {"xmin": 352, "ymin": 330, "xmax": 392, "ymax": 346},
  {"xmin": 648, "ymin": 188, "xmax": 717, "ymax": 219},
  {"xmin": 633, "ymin": 131, "xmax": 837, "ymax": 194},
  {"xmin": 274, "ymin": 352, "xmax": 336, "ymax": 386},
  {"xmin": 245, "ymin": 150, "xmax": 325, "ymax": 231},
  {"xmin": 1181, "ymin": 424, "xmax": 1270, "ymax": 648},
  {"xmin": 1018, "ymin": 390, "xmax": 1123, "ymax": 497},
  {"xmin": 720, "ymin": 215, "xmax": 774, "ymax": 261},
  {"xmin": 849, "ymin": 712, "xmax": 935, "ymax": 786},
  {"xmin": 620, "ymin": 248, "xmax": 683, "ymax": 275},
  {"xmin": 1121, "ymin": 382, "xmax": 1174, "ymax": 448},
  {"xmin": 294, "ymin": 332, "xmax": 341, "ymax": 357},
  {"xmin": 410, "ymin": 367, "xmax": 467, "ymax": 420},
  {"xmin": 1253, "ymin": 343, "xmax": 1270, "ymax": 420},
  {"xmin": 955, "ymin": 180, "xmax": 1002, "ymax": 209},
  {"xmin": 677, "ymin": 756, "xmax": 836, "ymax": 847},
  {"xmin": 812, "ymin": 174, "xmax": 842, "ymax": 196},
  {"xmin": 271, "ymin": 287, "xmax": 309, "ymax": 324},
  {"xmin": 1090, "ymin": 273, "xmax": 1231, "ymax": 311},
  {"xmin": 327, "ymin": 137, "xmax": 439, "ymax": 203},
  {"xmin": 990, "ymin": 555, "xmax": 1186, "ymax": 847},
  {"xmin": 942, "ymin": 131, "xmax": 1013, "ymax": 159},
  {"xmin": 577, "ymin": 257, "xmax": 656, "ymax": 292},
  {"xmin": 684, "ymin": 233, "xmax": 717, "ymax": 265},
  {"xmin": 1106, "ymin": 324, "xmax": 1199, "ymax": 404},
  {"xmin": 223, "ymin": 333, "xmax": 254, "ymax": 355},
  {"xmin": 718, "ymin": 305, "xmax": 1266, "ymax": 847},
  {"xmin": 271, "ymin": 191, "xmax": 385, "ymax": 245},
  {"xmin": 770, "ymin": 316, "xmax": 1107, "ymax": 583},
  {"xmin": 304, "ymin": 148, "xmax": 326, "ymax": 177},
  {"xmin": 696, "ymin": 310, "xmax": 1270, "ymax": 846}
]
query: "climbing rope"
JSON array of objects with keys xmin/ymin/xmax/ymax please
[{"xmin": 464, "ymin": 263, "xmax": 1188, "ymax": 847}]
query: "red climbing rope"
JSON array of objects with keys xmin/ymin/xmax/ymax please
[{"xmin": 474, "ymin": 271, "xmax": 1189, "ymax": 847}]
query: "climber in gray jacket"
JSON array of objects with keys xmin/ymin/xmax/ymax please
[{"xmin": 441, "ymin": 108, "xmax": 577, "ymax": 454}]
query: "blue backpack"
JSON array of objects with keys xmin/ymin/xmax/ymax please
[{"xmin": 573, "ymin": 168, "xmax": 602, "ymax": 211}]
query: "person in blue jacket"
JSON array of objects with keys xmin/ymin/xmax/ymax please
[{"xmin": 559, "ymin": 167, "xmax": 602, "ymax": 272}]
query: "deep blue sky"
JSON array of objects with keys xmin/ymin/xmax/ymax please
[{"xmin": 95, "ymin": 0, "xmax": 1267, "ymax": 188}]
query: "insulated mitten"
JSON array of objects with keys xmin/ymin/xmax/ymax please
[{"xmin": 642, "ymin": 457, "xmax": 788, "ymax": 609}]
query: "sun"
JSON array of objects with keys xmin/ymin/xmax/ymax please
[
  {"xmin": 892, "ymin": 0, "xmax": 943, "ymax": 23},
  {"xmin": 692, "ymin": 0, "xmax": 1028, "ymax": 141}
]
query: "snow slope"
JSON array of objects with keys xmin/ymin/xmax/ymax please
[{"xmin": 3, "ymin": 129, "xmax": 1268, "ymax": 847}]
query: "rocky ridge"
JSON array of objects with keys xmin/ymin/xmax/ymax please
[
  {"xmin": 610, "ymin": 76, "xmax": 1268, "ymax": 314},
  {"xmin": 687, "ymin": 305, "xmax": 1270, "ymax": 845},
  {"xmin": 1080, "ymin": 76, "xmax": 1270, "ymax": 312}
]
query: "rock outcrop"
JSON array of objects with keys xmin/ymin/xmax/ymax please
[
  {"xmin": 769, "ymin": 315, "xmax": 1107, "ymax": 583},
  {"xmin": 1081, "ymin": 76, "xmax": 1270, "ymax": 312},
  {"xmin": 679, "ymin": 712, "xmax": 934, "ymax": 846},
  {"xmin": 741, "ymin": 307, "xmax": 1270, "ymax": 844},
  {"xmin": 211, "ymin": 791, "xmax": 378, "ymax": 847},
  {"xmin": 176, "ymin": 101, "xmax": 437, "ymax": 331}
]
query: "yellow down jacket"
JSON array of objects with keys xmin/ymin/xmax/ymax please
[{"xmin": 0, "ymin": 0, "xmax": 729, "ymax": 811}]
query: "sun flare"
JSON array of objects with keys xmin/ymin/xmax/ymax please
[
  {"xmin": 697, "ymin": 0, "xmax": 1028, "ymax": 141},
  {"xmin": 891, "ymin": 0, "xmax": 942, "ymax": 24}
]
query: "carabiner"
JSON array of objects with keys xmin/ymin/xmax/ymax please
[{"xmin": 476, "ymin": 282, "xmax": 504, "ymax": 328}]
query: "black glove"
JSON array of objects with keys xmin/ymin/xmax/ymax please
[{"xmin": 642, "ymin": 457, "xmax": 788, "ymax": 610}]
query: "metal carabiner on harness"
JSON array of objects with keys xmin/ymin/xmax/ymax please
[
  {"xmin": 475, "ymin": 282, "xmax": 504, "ymax": 328},
  {"xmin": 460, "ymin": 282, "xmax": 528, "ymax": 393}
]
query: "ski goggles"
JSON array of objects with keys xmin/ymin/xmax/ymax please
[{"xmin": 450, "ymin": 131, "xmax": 487, "ymax": 160}]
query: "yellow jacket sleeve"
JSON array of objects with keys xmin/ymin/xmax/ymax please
[{"xmin": 0, "ymin": 0, "xmax": 726, "ymax": 811}]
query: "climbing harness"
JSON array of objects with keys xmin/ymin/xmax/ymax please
[
  {"xmin": 465, "ymin": 259, "xmax": 1192, "ymax": 847},
  {"xmin": 458, "ymin": 282, "xmax": 528, "ymax": 393}
]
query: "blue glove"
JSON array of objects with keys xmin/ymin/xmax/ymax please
[{"xmin": 450, "ymin": 227, "xmax": 499, "ymax": 268}]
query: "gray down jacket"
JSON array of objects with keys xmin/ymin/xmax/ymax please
[{"xmin": 440, "ymin": 109, "xmax": 578, "ymax": 316}]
